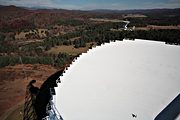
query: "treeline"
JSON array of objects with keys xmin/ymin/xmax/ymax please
[
  {"xmin": 20, "ymin": 36, "xmax": 73, "ymax": 54},
  {"xmin": 1, "ymin": 20, "xmax": 179, "ymax": 57},
  {"xmin": 133, "ymin": 29, "xmax": 180, "ymax": 44},
  {"xmin": 0, "ymin": 33, "xmax": 18, "ymax": 53},
  {"xmin": 0, "ymin": 19, "xmax": 36, "ymax": 33},
  {"xmin": 0, "ymin": 53, "xmax": 71, "ymax": 68},
  {"xmin": 44, "ymin": 21, "xmax": 126, "ymax": 49},
  {"xmin": 1, "ymin": 23, "xmax": 180, "ymax": 55},
  {"xmin": 20, "ymin": 28, "xmax": 180, "ymax": 56},
  {"xmin": 0, "ymin": 34, "xmax": 5, "ymax": 41},
  {"xmin": 128, "ymin": 15, "xmax": 180, "ymax": 27},
  {"xmin": 82, "ymin": 22, "xmax": 180, "ymax": 44},
  {"xmin": 56, "ymin": 19, "xmax": 85, "ymax": 26},
  {"xmin": 0, "ymin": 44, "xmax": 18, "ymax": 53},
  {"xmin": 42, "ymin": 32, "xmax": 83, "ymax": 50},
  {"xmin": 84, "ymin": 22, "xmax": 125, "ymax": 31},
  {"xmin": 74, "ymin": 22, "xmax": 126, "ymax": 45}
]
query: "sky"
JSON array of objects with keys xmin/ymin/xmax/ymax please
[{"xmin": 0, "ymin": 0, "xmax": 180, "ymax": 10}]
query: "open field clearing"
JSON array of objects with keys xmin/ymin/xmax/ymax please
[
  {"xmin": 122, "ymin": 14, "xmax": 147, "ymax": 18},
  {"xmin": 90, "ymin": 18, "xmax": 124, "ymax": 23},
  {"xmin": 15, "ymin": 29, "xmax": 48, "ymax": 40},
  {"xmin": 147, "ymin": 25, "xmax": 180, "ymax": 30},
  {"xmin": 136, "ymin": 25, "xmax": 180, "ymax": 30},
  {"xmin": 69, "ymin": 37, "xmax": 81, "ymax": 41},
  {"xmin": 16, "ymin": 39, "xmax": 44, "ymax": 46},
  {"xmin": 47, "ymin": 43, "xmax": 96, "ymax": 56}
]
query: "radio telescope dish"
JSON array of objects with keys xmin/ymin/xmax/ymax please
[{"xmin": 55, "ymin": 39, "xmax": 180, "ymax": 120}]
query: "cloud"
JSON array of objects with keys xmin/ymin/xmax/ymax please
[
  {"xmin": 168, "ymin": 0, "xmax": 180, "ymax": 3},
  {"xmin": 60, "ymin": 0, "xmax": 180, "ymax": 10},
  {"xmin": 0, "ymin": 0, "xmax": 93, "ymax": 10},
  {"xmin": 0, "ymin": 0, "xmax": 179, "ymax": 10},
  {"xmin": 143, "ymin": 1, "xmax": 180, "ymax": 9},
  {"xmin": 0, "ymin": 0, "xmax": 60, "ymax": 8},
  {"xmin": 79, "ymin": 3, "xmax": 129, "ymax": 10}
]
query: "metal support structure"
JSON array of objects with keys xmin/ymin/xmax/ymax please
[
  {"xmin": 42, "ymin": 78, "xmax": 63, "ymax": 120},
  {"xmin": 23, "ymin": 70, "xmax": 64, "ymax": 120},
  {"xmin": 23, "ymin": 81, "xmax": 38, "ymax": 120}
]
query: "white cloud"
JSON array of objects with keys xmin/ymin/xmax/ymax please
[
  {"xmin": 0, "ymin": 0, "xmax": 127, "ymax": 10},
  {"xmin": 78, "ymin": 3, "xmax": 131, "ymax": 10},
  {"xmin": 62, "ymin": 1, "xmax": 180, "ymax": 10},
  {"xmin": 0, "ymin": 0, "xmax": 60, "ymax": 8},
  {"xmin": 0, "ymin": 0, "xmax": 179, "ymax": 10},
  {"xmin": 143, "ymin": 1, "xmax": 180, "ymax": 9},
  {"xmin": 168, "ymin": 0, "xmax": 180, "ymax": 3}
]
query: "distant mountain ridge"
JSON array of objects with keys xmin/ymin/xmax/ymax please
[
  {"xmin": 89, "ymin": 8, "xmax": 180, "ymax": 14},
  {"xmin": 0, "ymin": 5, "xmax": 180, "ymax": 13},
  {"xmin": 0, "ymin": 5, "xmax": 180, "ymax": 32}
]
